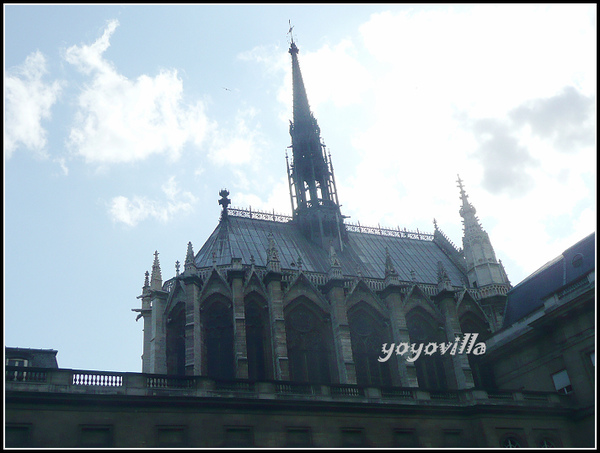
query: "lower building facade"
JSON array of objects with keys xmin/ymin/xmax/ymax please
[{"xmin": 5, "ymin": 368, "xmax": 584, "ymax": 448}]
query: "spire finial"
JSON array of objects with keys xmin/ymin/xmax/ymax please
[
  {"xmin": 219, "ymin": 189, "xmax": 231, "ymax": 219},
  {"xmin": 151, "ymin": 251, "xmax": 162, "ymax": 290},
  {"xmin": 144, "ymin": 270, "xmax": 150, "ymax": 288},
  {"xmin": 288, "ymin": 20, "xmax": 295, "ymax": 44},
  {"xmin": 175, "ymin": 260, "xmax": 180, "ymax": 276},
  {"xmin": 184, "ymin": 241, "xmax": 196, "ymax": 272}
]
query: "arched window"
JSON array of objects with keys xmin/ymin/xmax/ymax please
[
  {"xmin": 166, "ymin": 303, "xmax": 186, "ymax": 375},
  {"xmin": 285, "ymin": 300, "xmax": 334, "ymax": 384},
  {"xmin": 245, "ymin": 296, "xmax": 272, "ymax": 381},
  {"xmin": 348, "ymin": 304, "xmax": 392, "ymax": 387},
  {"xmin": 406, "ymin": 311, "xmax": 448, "ymax": 390},
  {"xmin": 203, "ymin": 300, "xmax": 234, "ymax": 380},
  {"xmin": 500, "ymin": 435, "xmax": 525, "ymax": 448},
  {"xmin": 460, "ymin": 313, "xmax": 493, "ymax": 388}
]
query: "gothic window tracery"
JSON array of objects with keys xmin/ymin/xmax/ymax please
[
  {"xmin": 203, "ymin": 300, "xmax": 234, "ymax": 380},
  {"xmin": 166, "ymin": 303, "xmax": 186, "ymax": 376},
  {"xmin": 245, "ymin": 296, "xmax": 272, "ymax": 381},
  {"xmin": 406, "ymin": 311, "xmax": 448, "ymax": 390},
  {"xmin": 285, "ymin": 301, "xmax": 334, "ymax": 384},
  {"xmin": 348, "ymin": 304, "xmax": 392, "ymax": 387},
  {"xmin": 460, "ymin": 313, "xmax": 493, "ymax": 388}
]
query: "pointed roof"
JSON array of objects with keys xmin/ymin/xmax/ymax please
[
  {"xmin": 289, "ymin": 39, "xmax": 315, "ymax": 133},
  {"xmin": 194, "ymin": 214, "xmax": 467, "ymax": 287}
]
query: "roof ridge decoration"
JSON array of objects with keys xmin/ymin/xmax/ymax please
[
  {"xmin": 226, "ymin": 205, "xmax": 436, "ymax": 241},
  {"xmin": 266, "ymin": 233, "xmax": 282, "ymax": 274},
  {"xmin": 218, "ymin": 189, "xmax": 231, "ymax": 220},
  {"xmin": 328, "ymin": 244, "xmax": 343, "ymax": 280}
]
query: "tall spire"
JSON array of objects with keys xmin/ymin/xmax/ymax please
[
  {"xmin": 287, "ymin": 34, "xmax": 346, "ymax": 250},
  {"xmin": 456, "ymin": 175, "xmax": 510, "ymax": 323}
]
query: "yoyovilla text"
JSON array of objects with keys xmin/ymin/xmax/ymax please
[{"xmin": 378, "ymin": 333, "xmax": 485, "ymax": 363}]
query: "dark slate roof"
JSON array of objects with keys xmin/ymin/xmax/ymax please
[
  {"xmin": 502, "ymin": 232, "xmax": 595, "ymax": 328},
  {"xmin": 5, "ymin": 347, "xmax": 59, "ymax": 368},
  {"xmin": 195, "ymin": 215, "xmax": 467, "ymax": 287}
]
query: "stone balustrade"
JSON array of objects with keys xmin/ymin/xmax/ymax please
[{"xmin": 6, "ymin": 366, "xmax": 566, "ymax": 408}]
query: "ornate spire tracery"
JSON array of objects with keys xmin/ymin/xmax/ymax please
[{"xmin": 287, "ymin": 35, "xmax": 346, "ymax": 250}]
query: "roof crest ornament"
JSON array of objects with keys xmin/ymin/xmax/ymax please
[{"xmin": 219, "ymin": 189, "xmax": 231, "ymax": 220}]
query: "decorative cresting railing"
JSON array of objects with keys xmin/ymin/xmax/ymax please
[
  {"xmin": 227, "ymin": 205, "xmax": 436, "ymax": 242},
  {"xmin": 478, "ymin": 284, "xmax": 510, "ymax": 299},
  {"xmin": 345, "ymin": 222, "xmax": 434, "ymax": 241},
  {"xmin": 228, "ymin": 206, "xmax": 293, "ymax": 223}
]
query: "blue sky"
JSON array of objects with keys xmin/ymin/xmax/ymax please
[{"xmin": 4, "ymin": 4, "xmax": 596, "ymax": 373}]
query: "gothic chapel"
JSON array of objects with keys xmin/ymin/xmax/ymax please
[{"xmin": 133, "ymin": 37, "xmax": 513, "ymax": 392}]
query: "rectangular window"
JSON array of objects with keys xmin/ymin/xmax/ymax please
[
  {"xmin": 341, "ymin": 428, "xmax": 366, "ymax": 447},
  {"xmin": 224, "ymin": 426, "xmax": 253, "ymax": 447},
  {"xmin": 6, "ymin": 358, "xmax": 28, "ymax": 367},
  {"xmin": 5, "ymin": 424, "xmax": 32, "ymax": 448},
  {"xmin": 551, "ymin": 369, "xmax": 573, "ymax": 394},
  {"xmin": 443, "ymin": 429, "xmax": 465, "ymax": 447},
  {"xmin": 393, "ymin": 429, "xmax": 418, "ymax": 447},
  {"xmin": 78, "ymin": 425, "xmax": 113, "ymax": 447},
  {"xmin": 156, "ymin": 425, "xmax": 187, "ymax": 447},
  {"xmin": 6, "ymin": 358, "xmax": 29, "ymax": 381},
  {"xmin": 286, "ymin": 427, "xmax": 312, "ymax": 447}
]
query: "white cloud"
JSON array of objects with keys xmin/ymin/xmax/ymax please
[
  {"xmin": 4, "ymin": 51, "xmax": 62, "ymax": 158},
  {"xmin": 65, "ymin": 20, "xmax": 212, "ymax": 165},
  {"xmin": 108, "ymin": 176, "xmax": 197, "ymax": 227},
  {"xmin": 258, "ymin": 5, "xmax": 595, "ymax": 284},
  {"xmin": 208, "ymin": 107, "xmax": 264, "ymax": 166}
]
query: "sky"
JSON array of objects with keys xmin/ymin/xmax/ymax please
[{"xmin": 4, "ymin": 4, "xmax": 596, "ymax": 373}]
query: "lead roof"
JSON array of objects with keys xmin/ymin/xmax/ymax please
[{"xmin": 195, "ymin": 215, "xmax": 467, "ymax": 287}]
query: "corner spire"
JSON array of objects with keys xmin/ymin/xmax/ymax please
[
  {"xmin": 150, "ymin": 251, "xmax": 163, "ymax": 290},
  {"xmin": 456, "ymin": 176, "xmax": 510, "ymax": 327},
  {"xmin": 185, "ymin": 241, "xmax": 196, "ymax": 272}
]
